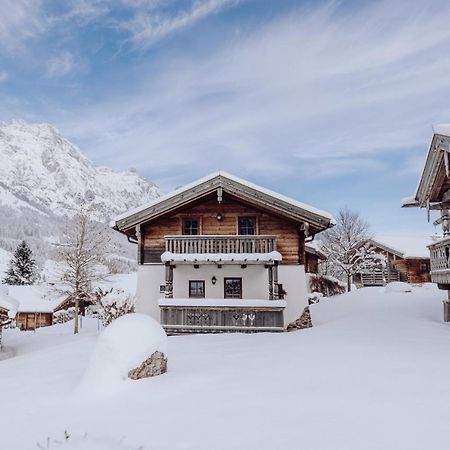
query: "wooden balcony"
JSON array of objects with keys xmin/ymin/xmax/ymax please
[
  {"xmin": 164, "ymin": 235, "xmax": 277, "ymax": 254},
  {"xmin": 429, "ymin": 237, "xmax": 450, "ymax": 286},
  {"xmin": 159, "ymin": 299, "xmax": 285, "ymax": 334}
]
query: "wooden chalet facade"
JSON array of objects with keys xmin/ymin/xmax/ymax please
[
  {"xmin": 403, "ymin": 125, "xmax": 450, "ymax": 320},
  {"xmin": 113, "ymin": 172, "xmax": 334, "ymax": 333},
  {"xmin": 357, "ymin": 239, "xmax": 431, "ymax": 287}
]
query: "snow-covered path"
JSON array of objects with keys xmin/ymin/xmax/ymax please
[{"xmin": 1, "ymin": 286, "xmax": 450, "ymax": 449}]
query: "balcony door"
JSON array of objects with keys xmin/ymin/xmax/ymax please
[{"xmin": 224, "ymin": 277, "xmax": 242, "ymax": 299}]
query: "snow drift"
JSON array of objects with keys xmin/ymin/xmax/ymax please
[{"xmin": 77, "ymin": 313, "xmax": 167, "ymax": 395}]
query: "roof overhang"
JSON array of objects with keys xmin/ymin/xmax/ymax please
[
  {"xmin": 113, "ymin": 172, "xmax": 335, "ymax": 235},
  {"xmin": 405, "ymin": 130, "xmax": 450, "ymax": 209}
]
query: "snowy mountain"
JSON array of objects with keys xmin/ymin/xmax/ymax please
[
  {"xmin": 0, "ymin": 119, "xmax": 161, "ymax": 221},
  {"xmin": 0, "ymin": 119, "xmax": 161, "ymax": 269}
]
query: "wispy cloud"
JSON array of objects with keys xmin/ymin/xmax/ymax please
[
  {"xmin": 120, "ymin": 0, "xmax": 240, "ymax": 48},
  {"xmin": 0, "ymin": 0, "xmax": 46, "ymax": 53},
  {"xmin": 0, "ymin": 71, "xmax": 8, "ymax": 83},
  {"xmin": 52, "ymin": 0, "xmax": 450, "ymax": 188},
  {"xmin": 46, "ymin": 52, "xmax": 77, "ymax": 78}
]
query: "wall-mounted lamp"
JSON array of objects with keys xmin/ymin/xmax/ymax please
[
  {"xmin": 216, "ymin": 212, "xmax": 223, "ymax": 221},
  {"xmin": 211, "ymin": 276, "xmax": 217, "ymax": 285}
]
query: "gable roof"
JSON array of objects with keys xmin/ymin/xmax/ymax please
[
  {"xmin": 404, "ymin": 127, "xmax": 450, "ymax": 208},
  {"xmin": 113, "ymin": 171, "xmax": 335, "ymax": 234},
  {"xmin": 368, "ymin": 238, "xmax": 404, "ymax": 258}
]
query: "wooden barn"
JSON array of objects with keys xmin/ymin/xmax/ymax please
[
  {"xmin": 113, "ymin": 171, "xmax": 334, "ymax": 333},
  {"xmin": 6, "ymin": 285, "xmax": 65, "ymax": 331},
  {"xmin": 15, "ymin": 310, "xmax": 54, "ymax": 331},
  {"xmin": 357, "ymin": 239, "xmax": 431, "ymax": 287}
]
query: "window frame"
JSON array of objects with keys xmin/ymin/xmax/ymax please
[
  {"xmin": 182, "ymin": 217, "xmax": 200, "ymax": 236},
  {"xmin": 224, "ymin": 277, "xmax": 243, "ymax": 299},
  {"xmin": 189, "ymin": 280, "xmax": 205, "ymax": 298},
  {"xmin": 238, "ymin": 216, "xmax": 257, "ymax": 236}
]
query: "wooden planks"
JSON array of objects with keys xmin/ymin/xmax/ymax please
[
  {"xmin": 160, "ymin": 305, "xmax": 285, "ymax": 334},
  {"xmin": 141, "ymin": 193, "xmax": 302, "ymax": 264}
]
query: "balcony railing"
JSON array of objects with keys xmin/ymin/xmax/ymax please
[
  {"xmin": 164, "ymin": 235, "xmax": 277, "ymax": 254},
  {"xmin": 160, "ymin": 303, "xmax": 285, "ymax": 334},
  {"xmin": 429, "ymin": 237, "xmax": 450, "ymax": 285}
]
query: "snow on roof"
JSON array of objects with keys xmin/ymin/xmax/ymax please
[
  {"xmin": 161, "ymin": 251, "xmax": 282, "ymax": 264},
  {"xmin": 374, "ymin": 234, "xmax": 433, "ymax": 258},
  {"xmin": 0, "ymin": 286, "xmax": 19, "ymax": 318},
  {"xmin": 7, "ymin": 285, "xmax": 65, "ymax": 313},
  {"xmin": 400, "ymin": 196, "xmax": 419, "ymax": 207},
  {"xmin": 433, "ymin": 124, "xmax": 450, "ymax": 137},
  {"xmin": 114, "ymin": 171, "xmax": 335, "ymax": 225}
]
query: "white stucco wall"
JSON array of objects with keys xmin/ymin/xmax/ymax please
[
  {"xmin": 172, "ymin": 265, "xmax": 268, "ymax": 299},
  {"xmin": 135, "ymin": 263, "xmax": 308, "ymax": 327}
]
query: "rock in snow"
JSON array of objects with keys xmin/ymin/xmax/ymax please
[{"xmin": 78, "ymin": 313, "xmax": 167, "ymax": 395}]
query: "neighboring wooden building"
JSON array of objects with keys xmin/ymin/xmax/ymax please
[
  {"xmin": 113, "ymin": 172, "xmax": 334, "ymax": 333},
  {"xmin": 357, "ymin": 239, "xmax": 431, "ymax": 287},
  {"xmin": 15, "ymin": 311, "xmax": 53, "ymax": 330},
  {"xmin": 402, "ymin": 124, "xmax": 450, "ymax": 320},
  {"xmin": 6, "ymin": 285, "xmax": 65, "ymax": 331},
  {"xmin": 305, "ymin": 243, "xmax": 326, "ymax": 274}
]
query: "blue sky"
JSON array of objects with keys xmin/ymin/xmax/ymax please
[{"xmin": 1, "ymin": 0, "xmax": 449, "ymax": 247}]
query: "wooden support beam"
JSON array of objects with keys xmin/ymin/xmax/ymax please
[
  {"xmin": 165, "ymin": 263, "xmax": 173, "ymax": 299},
  {"xmin": 268, "ymin": 265, "xmax": 274, "ymax": 300},
  {"xmin": 273, "ymin": 263, "xmax": 279, "ymax": 300},
  {"xmin": 136, "ymin": 224, "xmax": 143, "ymax": 265}
]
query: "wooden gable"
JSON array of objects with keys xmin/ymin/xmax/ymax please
[
  {"xmin": 114, "ymin": 172, "xmax": 334, "ymax": 237},
  {"xmin": 140, "ymin": 192, "xmax": 304, "ymax": 264}
]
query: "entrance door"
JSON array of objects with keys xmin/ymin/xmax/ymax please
[{"xmin": 224, "ymin": 278, "xmax": 242, "ymax": 299}]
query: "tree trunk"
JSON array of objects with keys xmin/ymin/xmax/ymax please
[
  {"xmin": 347, "ymin": 275, "xmax": 352, "ymax": 292},
  {"xmin": 74, "ymin": 295, "xmax": 79, "ymax": 334}
]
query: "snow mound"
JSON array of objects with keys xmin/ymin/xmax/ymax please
[
  {"xmin": 78, "ymin": 313, "xmax": 167, "ymax": 395},
  {"xmin": 385, "ymin": 282, "xmax": 412, "ymax": 293},
  {"xmin": 422, "ymin": 282, "xmax": 438, "ymax": 291},
  {"xmin": 38, "ymin": 433, "xmax": 141, "ymax": 449}
]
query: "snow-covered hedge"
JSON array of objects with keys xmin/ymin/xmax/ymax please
[
  {"xmin": 309, "ymin": 274, "xmax": 346, "ymax": 297},
  {"xmin": 94, "ymin": 288, "xmax": 135, "ymax": 327},
  {"xmin": 53, "ymin": 307, "xmax": 76, "ymax": 324}
]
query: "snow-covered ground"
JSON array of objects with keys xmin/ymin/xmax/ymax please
[{"xmin": 1, "ymin": 285, "xmax": 450, "ymax": 449}]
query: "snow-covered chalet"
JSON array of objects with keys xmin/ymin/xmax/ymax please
[{"xmin": 113, "ymin": 172, "xmax": 334, "ymax": 333}]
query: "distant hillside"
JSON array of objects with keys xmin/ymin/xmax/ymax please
[{"xmin": 0, "ymin": 119, "xmax": 161, "ymax": 271}]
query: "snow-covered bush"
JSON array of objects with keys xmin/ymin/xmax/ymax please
[
  {"xmin": 94, "ymin": 288, "xmax": 135, "ymax": 327},
  {"xmin": 77, "ymin": 313, "xmax": 167, "ymax": 395},
  {"xmin": 37, "ymin": 431, "xmax": 143, "ymax": 449},
  {"xmin": 53, "ymin": 308, "xmax": 76, "ymax": 324},
  {"xmin": 308, "ymin": 292, "xmax": 323, "ymax": 304},
  {"xmin": 309, "ymin": 274, "xmax": 346, "ymax": 297}
]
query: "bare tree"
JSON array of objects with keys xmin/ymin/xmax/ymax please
[
  {"xmin": 320, "ymin": 207, "xmax": 385, "ymax": 291},
  {"xmin": 56, "ymin": 205, "xmax": 112, "ymax": 334}
]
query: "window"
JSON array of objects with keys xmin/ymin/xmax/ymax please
[
  {"xmin": 238, "ymin": 216, "xmax": 256, "ymax": 235},
  {"xmin": 420, "ymin": 262, "xmax": 430, "ymax": 272},
  {"xmin": 183, "ymin": 218, "xmax": 199, "ymax": 235},
  {"xmin": 189, "ymin": 280, "xmax": 205, "ymax": 298},
  {"xmin": 224, "ymin": 278, "xmax": 242, "ymax": 299}
]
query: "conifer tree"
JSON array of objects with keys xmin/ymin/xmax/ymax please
[{"xmin": 3, "ymin": 240, "xmax": 38, "ymax": 285}]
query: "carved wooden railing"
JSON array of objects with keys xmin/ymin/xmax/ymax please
[
  {"xmin": 165, "ymin": 235, "xmax": 277, "ymax": 254},
  {"xmin": 429, "ymin": 237, "xmax": 450, "ymax": 285},
  {"xmin": 160, "ymin": 305, "xmax": 284, "ymax": 333}
]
